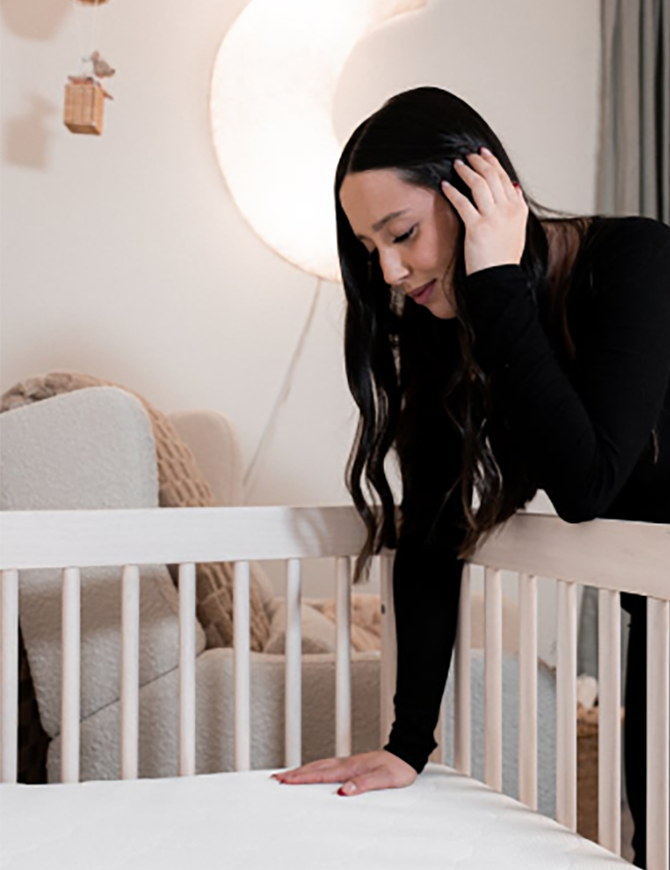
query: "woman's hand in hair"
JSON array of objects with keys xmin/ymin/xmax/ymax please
[
  {"xmin": 441, "ymin": 148, "xmax": 529, "ymax": 276},
  {"xmin": 270, "ymin": 749, "xmax": 417, "ymax": 796}
]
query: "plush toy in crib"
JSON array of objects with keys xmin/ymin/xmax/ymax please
[{"xmin": 314, "ymin": 594, "xmax": 382, "ymax": 652}]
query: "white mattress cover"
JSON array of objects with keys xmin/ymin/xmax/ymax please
[{"xmin": 1, "ymin": 764, "xmax": 630, "ymax": 869}]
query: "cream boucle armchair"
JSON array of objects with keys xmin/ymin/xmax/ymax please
[{"xmin": 0, "ymin": 383, "xmax": 381, "ymax": 782}]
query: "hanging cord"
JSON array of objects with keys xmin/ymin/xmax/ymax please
[
  {"xmin": 70, "ymin": 0, "xmax": 103, "ymax": 76},
  {"xmin": 243, "ymin": 278, "xmax": 323, "ymax": 496},
  {"xmin": 91, "ymin": 0, "xmax": 102, "ymax": 58}
]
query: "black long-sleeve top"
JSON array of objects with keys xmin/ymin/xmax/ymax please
[{"xmin": 383, "ymin": 215, "xmax": 670, "ymax": 774}]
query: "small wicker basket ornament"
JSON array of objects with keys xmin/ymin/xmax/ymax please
[
  {"xmin": 66, "ymin": 0, "xmax": 116, "ymax": 135},
  {"xmin": 64, "ymin": 77, "xmax": 105, "ymax": 135},
  {"xmin": 63, "ymin": 49, "xmax": 115, "ymax": 135}
]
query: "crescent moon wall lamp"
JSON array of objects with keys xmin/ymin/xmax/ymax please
[{"xmin": 210, "ymin": 0, "xmax": 427, "ymax": 284}]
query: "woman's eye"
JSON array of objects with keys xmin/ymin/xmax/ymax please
[{"xmin": 393, "ymin": 226, "xmax": 416, "ymax": 244}]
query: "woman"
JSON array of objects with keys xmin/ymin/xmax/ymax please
[{"xmin": 271, "ymin": 87, "xmax": 670, "ymax": 867}]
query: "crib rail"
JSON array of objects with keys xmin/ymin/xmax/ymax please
[
  {"xmin": 471, "ymin": 514, "xmax": 670, "ymax": 869},
  {"xmin": 1, "ymin": 507, "xmax": 669, "ymax": 868},
  {"xmin": 0, "ymin": 505, "xmax": 367, "ymax": 568}
]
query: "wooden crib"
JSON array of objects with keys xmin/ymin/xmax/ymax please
[{"xmin": 1, "ymin": 505, "xmax": 668, "ymax": 869}]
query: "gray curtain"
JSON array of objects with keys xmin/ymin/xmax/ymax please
[
  {"xmin": 597, "ymin": 0, "xmax": 670, "ymax": 223},
  {"xmin": 578, "ymin": 0, "xmax": 670, "ymax": 680}
]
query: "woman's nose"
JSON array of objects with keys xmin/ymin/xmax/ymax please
[{"xmin": 378, "ymin": 249, "xmax": 409, "ymax": 286}]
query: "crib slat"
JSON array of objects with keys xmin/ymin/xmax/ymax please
[
  {"xmin": 556, "ymin": 579, "xmax": 577, "ymax": 830},
  {"xmin": 518, "ymin": 572, "xmax": 538, "ymax": 810},
  {"xmin": 379, "ymin": 554, "xmax": 396, "ymax": 750},
  {"xmin": 454, "ymin": 563, "xmax": 471, "ymax": 776},
  {"xmin": 121, "ymin": 565, "xmax": 140, "ymax": 780},
  {"xmin": 234, "ymin": 561, "xmax": 251, "ymax": 772},
  {"xmin": 285, "ymin": 558, "xmax": 302, "ymax": 769},
  {"xmin": 61, "ymin": 567, "xmax": 81, "ymax": 783},
  {"xmin": 647, "ymin": 597, "xmax": 670, "ymax": 870},
  {"xmin": 335, "ymin": 556, "xmax": 352, "ymax": 758},
  {"xmin": 178, "ymin": 563, "xmax": 197, "ymax": 777},
  {"xmin": 484, "ymin": 567, "xmax": 503, "ymax": 791},
  {"xmin": 432, "ymin": 700, "xmax": 446, "ymax": 765},
  {"xmin": 597, "ymin": 588, "xmax": 621, "ymax": 854},
  {"xmin": 1, "ymin": 569, "xmax": 19, "ymax": 783}
]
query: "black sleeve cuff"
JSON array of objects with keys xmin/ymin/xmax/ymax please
[{"xmin": 383, "ymin": 734, "xmax": 436, "ymax": 775}]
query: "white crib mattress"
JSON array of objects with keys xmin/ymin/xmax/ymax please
[{"xmin": 1, "ymin": 763, "xmax": 629, "ymax": 869}]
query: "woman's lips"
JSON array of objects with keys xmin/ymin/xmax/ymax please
[{"xmin": 410, "ymin": 279, "xmax": 436, "ymax": 305}]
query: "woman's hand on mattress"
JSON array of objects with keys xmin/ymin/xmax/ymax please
[{"xmin": 270, "ymin": 749, "xmax": 417, "ymax": 796}]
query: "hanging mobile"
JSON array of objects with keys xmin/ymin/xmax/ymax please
[{"xmin": 64, "ymin": 0, "xmax": 115, "ymax": 135}]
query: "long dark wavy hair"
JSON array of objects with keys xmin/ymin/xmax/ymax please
[{"xmin": 336, "ymin": 86, "xmax": 601, "ymax": 585}]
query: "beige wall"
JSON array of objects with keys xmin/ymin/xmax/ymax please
[{"xmin": 0, "ymin": 0, "xmax": 600, "ymax": 649}]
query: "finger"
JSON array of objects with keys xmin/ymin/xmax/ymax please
[
  {"xmin": 441, "ymin": 178, "xmax": 479, "ymax": 225},
  {"xmin": 479, "ymin": 148, "xmax": 519, "ymax": 199},
  {"xmin": 453, "ymin": 158, "xmax": 496, "ymax": 214},
  {"xmin": 281, "ymin": 770, "xmax": 343, "ymax": 784},
  {"xmin": 337, "ymin": 765, "xmax": 401, "ymax": 797},
  {"xmin": 276, "ymin": 769, "xmax": 340, "ymax": 785},
  {"xmin": 275, "ymin": 757, "xmax": 355, "ymax": 784},
  {"xmin": 279, "ymin": 755, "xmax": 344, "ymax": 774},
  {"xmin": 275, "ymin": 768, "xmax": 336, "ymax": 783},
  {"xmin": 464, "ymin": 152, "xmax": 508, "ymax": 203}
]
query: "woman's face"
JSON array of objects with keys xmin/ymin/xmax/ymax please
[{"xmin": 339, "ymin": 168, "xmax": 459, "ymax": 319}]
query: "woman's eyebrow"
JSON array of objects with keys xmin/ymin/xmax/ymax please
[{"xmin": 355, "ymin": 209, "xmax": 410, "ymax": 241}]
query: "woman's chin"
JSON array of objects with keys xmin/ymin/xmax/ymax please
[{"xmin": 428, "ymin": 300, "xmax": 458, "ymax": 320}]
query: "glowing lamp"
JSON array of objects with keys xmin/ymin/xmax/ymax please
[{"xmin": 210, "ymin": 0, "xmax": 426, "ymax": 284}]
